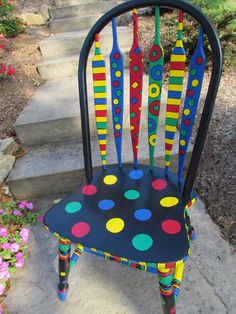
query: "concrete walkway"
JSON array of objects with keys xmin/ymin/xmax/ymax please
[{"xmin": 6, "ymin": 199, "xmax": 236, "ymax": 314}]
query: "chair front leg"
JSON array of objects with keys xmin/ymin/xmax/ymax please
[
  {"xmin": 58, "ymin": 238, "xmax": 71, "ymax": 301},
  {"xmin": 158, "ymin": 267, "xmax": 176, "ymax": 314}
]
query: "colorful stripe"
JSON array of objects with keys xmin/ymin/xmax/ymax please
[
  {"xmin": 129, "ymin": 9, "xmax": 144, "ymax": 167},
  {"xmin": 58, "ymin": 238, "xmax": 71, "ymax": 301},
  {"xmin": 178, "ymin": 28, "xmax": 206, "ymax": 184},
  {"xmin": 110, "ymin": 18, "xmax": 124, "ymax": 167},
  {"xmin": 148, "ymin": 6, "xmax": 164, "ymax": 169},
  {"xmin": 165, "ymin": 11, "xmax": 186, "ymax": 174},
  {"xmin": 92, "ymin": 34, "xmax": 107, "ymax": 169}
]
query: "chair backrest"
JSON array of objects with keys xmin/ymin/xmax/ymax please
[{"xmin": 78, "ymin": 0, "xmax": 222, "ymax": 200}]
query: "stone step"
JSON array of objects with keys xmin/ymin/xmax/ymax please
[
  {"xmin": 39, "ymin": 27, "xmax": 132, "ymax": 59},
  {"xmin": 7, "ymin": 128, "xmax": 187, "ymax": 199},
  {"xmin": 37, "ymin": 49, "xmax": 130, "ymax": 80},
  {"xmin": 55, "ymin": 0, "xmax": 112, "ymax": 7},
  {"xmin": 50, "ymin": 1, "xmax": 117, "ymax": 19},
  {"xmin": 48, "ymin": 14, "xmax": 102, "ymax": 33},
  {"xmin": 14, "ymin": 74, "xmax": 167, "ymax": 146}
]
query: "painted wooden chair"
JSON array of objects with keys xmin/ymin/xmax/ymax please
[{"xmin": 44, "ymin": 1, "xmax": 222, "ymax": 313}]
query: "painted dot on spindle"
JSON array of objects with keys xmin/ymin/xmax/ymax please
[
  {"xmin": 188, "ymin": 99, "xmax": 194, "ymax": 106},
  {"xmin": 180, "ymin": 139, "xmax": 186, "ymax": 146},
  {"xmin": 82, "ymin": 185, "xmax": 97, "ymax": 195},
  {"xmin": 190, "ymin": 68, "xmax": 197, "ymax": 76},
  {"xmin": 115, "ymin": 71, "xmax": 121, "ymax": 78},
  {"xmin": 196, "ymin": 57, "xmax": 203, "ymax": 65},
  {"xmin": 184, "ymin": 119, "xmax": 191, "ymax": 126},
  {"xmin": 161, "ymin": 219, "xmax": 181, "ymax": 235},
  {"xmin": 71, "ymin": 222, "xmax": 90, "ymax": 238},
  {"xmin": 114, "ymin": 52, "xmax": 120, "ymax": 60},
  {"xmin": 192, "ymin": 79, "xmax": 199, "ymax": 87},
  {"xmin": 152, "ymin": 179, "xmax": 167, "ymax": 190},
  {"xmin": 112, "ymin": 62, "xmax": 118, "ymax": 69},
  {"xmin": 179, "ymin": 148, "xmax": 185, "ymax": 155},
  {"xmin": 115, "ymin": 124, "xmax": 121, "ymax": 130},
  {"xmin": 181, "ymin": 129, "xmax": 187, "ymax": 136},
  {"xmin": 114, "ymin": 116, "xmax": 119, "ymax": 122},
  {"xmin": 113, "ymin": 99, "xmax": 119, "ymax": 105},
  {"xmin": 113, "ymin": 80, "xmax": 119, "ymax": 87},
  {"xmin": 129, "ymin": 169, "xmax": 144, "ymax": 180},
  {"xmin": 184, "ymin": 109, "xmax": 190, "ymax": 116},
  {"xmin": 187, "ymin": 89, "xmax": 194, "ymax": 97}
]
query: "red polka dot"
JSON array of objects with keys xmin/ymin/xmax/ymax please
[
  {"xmin": 82, "ymin": 184, "xmax": 97, "ymax": 195},
  {"xmin": 71, "ymin": 222, "xmax": 90, "ymax": 238},
  {"xmin": 114, "ymin": 52, "xmax": 120, "ymax": 60},
  {"xmin": 187, "ymin": 89, "xmax": 194, "ymax": 97},
  {"xmin": 114, "ymin": 132, "xmax": 120, "ymax": 138},
  {"xmin": 184, "ymin": 119, "xmax": 191, "ymax": 126},
  {"xmin": 113, "ymin": 80, "xmax": 119, "ymax": 87},
  {"xmin": 196, "ymin": 57, "xmax": 203, "ymax": 65},
  {"xmin": 179, "ymin": 148, "xmax": 184, "ymax": 155},
  {"xmin": 152, "ymin": 179, "xmax": 167, "ymax": 190},
  {"xmin": 161, "ymin": 220, "xmax": 181, "ymax": 235},
  {"xmin": 115, "ymin": 107, "xmax": 121, "ymax": 114}
]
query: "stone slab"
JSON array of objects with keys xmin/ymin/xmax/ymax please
[
  {"xmin": 39, "ymin": 27, "xmax": 132, "ymax": 59},
  {"xmin": 6, "ymin": 199, "xmax": 236, "ymax": 313},
  {"xmin": 50, "ymin": 1, "xmax": 117, "ymax": 19},
  {"xmin": 0, "ymin": 137, "xmax": 19, "ymax": 156},
  {"xmin": 55, "ymin": 0, "xmax": 108, "ymax": 6},
  {"xmin": 0, "ymin": 155, "xmax": 15, "ymax": 184}
]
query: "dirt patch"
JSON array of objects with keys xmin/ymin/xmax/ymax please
[{"xmin": 17, "ymin": 0, "xmax": 55, "ymax": 14}]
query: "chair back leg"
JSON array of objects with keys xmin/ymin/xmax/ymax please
[{"xmin": 58, "ymin": 238, "xmax": 71, "ymax": 301}]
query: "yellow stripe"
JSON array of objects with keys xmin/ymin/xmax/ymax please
[
  {"xmin": 102, "ymin": 160, "xmax": 106, "ymax": 165},
  {"xmin": 166, "ymin": 112, "xmax": 179, "ymax": 119},
  {"xmin": 168, "ymin": 84, "xmax": 183, "ymax": 91},
  {"xmin": 175, "ymin": 40, "xmax": 183, "ymax": 48},
  {"xmin": 92, "ymin": 67, "xmax": 106, "ymax": 74},
  {"xmin": 165, "ymin": 138, "xmax": 174, "ymax": 145},
  {"xmin": 96, "ymin": 117, "xmax": 107, "ymax": 122},
  {"xmin": 178, "ymin": 22, "xmax": 183, "ymax": 31},
  {"xmin": 95, "ymin": 42, "xmax": 100, "ymax": 48},
  {"xmin": 139, "ymin": 262, "xmax": 147, "ymax": 267},
  {"xmin": 167, "ymin": 98, "xmax": 181, "ymax": 105},
  {"xmin": 95, "ymin": 105, "xmax": 106, "ymax": 110},
  {"xmin": 100, "ymin": 150, "xmax": 106, "ymax": 156},
  {"xmin": 170, "ymin": 70, "xmax": 184, "ymax": 77},
  {"xmin": 93, "ymin": 54, "xmax": 104, "ymax": 61},
  {"xmin": 165, "ymin": 150, "xmax": 172, "ymax": 156},
  {"xmin": 166, "ymin": 125, "xmax": 176, "ymax": 132},
  {"xmin": 171, "ymin": 55, "xmax": 186, "ymax": 62},
  {"xmin": 99, "ymin": 140, "xmax": 106, "ymax": 145},
  {"xmin": 93, "ymin": 80, "xmax": 106, "ymax": 86},
  {"xmin": 165, "ymin": 161, "xmax": 170, "ymax": 166},
  {"xmin": 94, "ymin": 92, "xmax": 107, "ymax": 98},
  {"xmin": 98, "ymin": 129, "xmax": 107, "ymax": 134}
]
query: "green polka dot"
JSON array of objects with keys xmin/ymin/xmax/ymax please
[
  {"xmin": 65, "ymin": 202, "xmax": 82, "ymax": 213},
  {"xmin": 116, "ymin": 89, "xmax": 122, "ymax": 96},
  {"xmin": 112, "ymin": 62, "xmax": 118, "ymax": 69},
  {"xmin": 190, "ymin": 68, "xmax": 197, "ymax": 76},
  {"xmin": 124, "ymin": 189, "xmax": 140, "ymax": 200},
  {"xmin": 114, "ymin": 116, "xmax": 119, "ymax": 122},
  {"xmin": 181, "ymin": 129, "xmax": 187, "ymax": 136},
  {"xmin": 188, "ymin": 99, "xmax": 194, "ymax": 106},
  {"xmin": 152, "ymin": 51, "xmax": 157, "ymax": 56},
  {"xmin": 132, "ymin": 234, "xmax": 153, "ymax": 251}
]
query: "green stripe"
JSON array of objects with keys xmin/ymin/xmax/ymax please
[
  {"xmin": 96, "ymin": 122, "xmax": 107, "ymax": 129},
  {"xmin": 94, "ymin": 86, "xmax": 106, "ymax": 93},
  {"xmin": 166, "ymin": 155, "xmax": 171, "ymax": 161},
  {"xmin": 169, "ymin": 77, "xmax": 184, "ymax": 85},
  {"xmin": 166, "ymin": 118, "xmax": 177, "ymax": 126}
]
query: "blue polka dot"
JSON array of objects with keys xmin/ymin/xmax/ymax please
[
  {"xmin": 98, "ymin": 199, "xmax": 115, "ymax": 210},
  {"xmin": 134, "ymin": 209, "xmax": 152, "ymax": 221},
  {"xmin": 129, "ymin": 169, "xmax": 144, "ymax": 180}
]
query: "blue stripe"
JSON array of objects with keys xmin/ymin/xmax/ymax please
[
  {"xmin": 168, "ymin": 91, "xmax": 182, "ymax": 99},
  {"xmin": 98, "ymin": 134, "xmax": 106, "ymax": 140},
  {"xmin": 165, "ymin": 131, "xmax": 174, "ymax": 139},
  {"xmin": 172, "ymin": 47, "xmax": 185, "ymax": 55},
  {"xmin": 92, "ymin": 60, "xmax": 105, "ymax": 67},
  {"xmin": 95, "ymin": 98, "xmax": 106, "ymax": 105}
]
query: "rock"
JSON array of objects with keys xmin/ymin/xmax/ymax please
[
  {"xmin": 0, "ymin": 155, "xmax": 15, "ymax": 184},
  {"xmin": 0, "ymin": 137, "xmax": 19, "ymax": 156},
  {"xmin": 20, "ymin": 13, "xmax": 45, "ymax": 26},
  {"xmin": 41, "ymin": 4, "xmax": 50, "ymax": 22}
]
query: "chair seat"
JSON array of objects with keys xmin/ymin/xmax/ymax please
[{"xmin": 44, "ymin": 164, "xmax": 196, "ymax": 263}]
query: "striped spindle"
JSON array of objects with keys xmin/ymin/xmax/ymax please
[
  {"xmin": 92, "ymin": 34, "xmax": 108, "ymax": 169},
  {"xmin": 178, "ymin": 27, "xmax": 206, "ymax": 184},
  {"xmin": 110, "ymin": 18, "xmax": 124, "ymax": 167},
  {"xmin": 165, "ymin": 11, "xmax": 186, "ymax": 175},
  {"xmin": 148, "ymin": 6, "xmax": 164, "ymax": 169},
  {"xmin": 129, "ymin": 9, "xmax": 144, "ymax": 168}
]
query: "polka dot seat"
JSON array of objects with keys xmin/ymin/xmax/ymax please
[{"xmin": 44, "ymin": 164, "xmax": 195, "ymax": 263}]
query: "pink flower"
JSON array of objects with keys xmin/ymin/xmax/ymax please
[
  {"xmin": 0, "ymin": 227, "xmax": 8, "ymax": 238},
  {"xmin": 26, "ymin": 202, "xmax": 34, "ymax": 210},
  {"xmin": 10, "ymin": 243, "xmax": 20, "ymax": 252},
  {"xmin": 2, "ymin": 243, "xmax": 11, "ymax": 249},
  {"xmin": 15, "ymin": 259, "xmax": 24, "ymax": 268},
  {"xmin": 0, "ymin": 283, "xmax": 5, "ymax": 296},
  {"xmin": 7, "ymin": 66, "xmax": 16, "ymax": 76},
  {"xmin": 0, "ymin": 257, "xmax": 2, "ymax": 264},
  {"xmin": 20, "ymin": 228, "xmax": 29, "ymax": 244},
  {"xmin": 0, "ymin": 209, "xmax": 4, "ymax": 214},
  {"xmin": 13, "ymin": 209, "xmax": 22, "ymax": 216},
  {"xmin": 0, "ymin": 43, "xmax": 4, "ymax": 49},
  {"xmin": 16, "ymin": 252, "xmax": 23, "ymax": 261},
  {"xmin": 38, "ymin": 214, "xmax": 44, "ymax": 222},
  {"xmin": 0, "ymin": 269, "xmax": 10, "ymax": 280},
  {"xmin": 18, "ymin": 200, "xmax": 27, "ymax": 209}
]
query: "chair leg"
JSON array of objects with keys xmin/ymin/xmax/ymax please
[
  {"xmin": 58, "ymin": 238, "xmax": 71, "ymax": 301},
  {"xmin": 158, "ymin": 267, "xmax": 176, "ymax": 314},
  {"xmin": 185, "ymin": 210, "xmax": 196, "ymax": 240},
  {"xmin": 173, "ymin": 262, "xmax": 185, "ymax": 299}
]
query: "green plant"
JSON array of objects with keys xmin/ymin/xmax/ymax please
[{"xmin": 0, "ymin": 0, "xmax": 26, "ymax": 37}]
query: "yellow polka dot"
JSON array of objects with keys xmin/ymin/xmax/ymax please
[
  {"xmin": 160, "ymin": 197, "xmax": 179, "ymax": 207},
  {"xmin": 115, "ymin": 124, "xmax": 121, "ymax": 130},
  {"xmin": 180, "ymin": 140, "xmax": 186, "ymax": 146},
  {"xmin": 60, "ymin": 272, "xmax": 66, "ymax": 276},
  {"xmin": 115, "ymin": 71, "xmax": 121, "ymax": 78},
  {"xmin": 184, "ymin": 109, "xmax": 190, "ymax": 116},
  {"xmin": 148, "ymin": 83, "xmax": 160, "ymax": 98},
  {"xmin": 149, "ymin": 134, "xmax": 156, "ymax": 147},
  {"xmin": 106, "ymin": 218, "xmax": 124, "ymax": 233},
  {"xmin": 192, "ymin": 79, "xmax": 199, "ymax": 87},
  {"xmin": 113, "ymin": 99, "xmax": 119, "ymax": 105},
  {"xmin": 103, "ymin": 175, "xmax": 117, "ymax": 185}
]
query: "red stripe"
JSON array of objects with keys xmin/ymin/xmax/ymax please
[
  {"xmin": 93, "ymin": 73, "xmax": 106, "ymax": 80},
  {"xmin": 170, "ymin": 62, "xmax": 185, "ymax": 70},
  {"xmin": 165, "ymin": 143, "xmax": 172, "ymax": 151},
  {"xmin": 95, "ymin": 110, "xmax": 107, "ymax": 117},
  {"xmin": 179, "ymin": 11, "xmax": 183, "ymax": 23},
  {"xmin": 167, "ymin": 105, "xmax": 180, "ymax": 112},
  {"xmin": 99, "ymin": 144, "xmax": 106, "ymax": 151}
]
